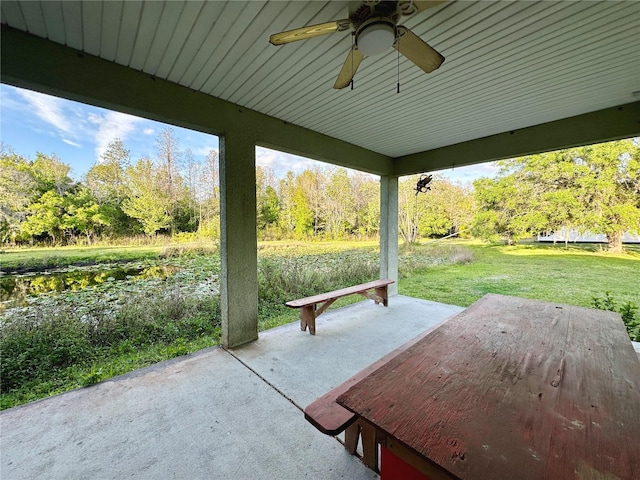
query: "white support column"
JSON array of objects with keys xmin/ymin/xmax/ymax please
[
  {"xmin": 380, "ymin": 175, "xmax": 399, "ymax": 296},
  {"xmin": 219, "ymin": 132, "xmax": 258, "ymax": 348}
]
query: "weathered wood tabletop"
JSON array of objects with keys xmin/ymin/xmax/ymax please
[{"xmin": 336, "ymin": 294, "xmax": 640, "ymax": 480}]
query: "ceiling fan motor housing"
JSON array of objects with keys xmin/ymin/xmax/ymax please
[{"xmin": 356, "ymin": 18, "xmax": 397, "ymax": 56}]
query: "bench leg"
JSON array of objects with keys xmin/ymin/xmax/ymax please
[
  {"xmin": 300, "ymin": 306, "xmax": 316, "ymax": 335},
  {"xmin": 375, "ymin": 285, "xmax": 389, "ymax": 307}
]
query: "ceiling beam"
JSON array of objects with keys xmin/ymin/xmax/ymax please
[
  {"xmin": 393, "ymin": 101, "xmax": 640, "ymax": 177},
  {"xmin": 0, "ymin": 25, "xmax": 391, "ymax": 176}
]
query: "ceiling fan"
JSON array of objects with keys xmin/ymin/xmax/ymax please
[{"xmin": 269, "ymin": 1, "xmax": 446, "ymax": 89}]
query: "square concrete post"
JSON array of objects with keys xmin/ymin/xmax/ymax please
[
  {"xmin": 380, "ymin": 175, "xmax": 399, "ymax": 296},
  {"xmin": 219, "ymin": 132, "xmax": 259, "ymax": 348}
]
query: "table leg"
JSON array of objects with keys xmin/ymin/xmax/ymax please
[
  {"xmin": 345, "ymin": 422, "xmax": 359, "ymax": 454},
  {"xmin": 361, "ymin": 421, "xmax": 379, "ymax": 472}
]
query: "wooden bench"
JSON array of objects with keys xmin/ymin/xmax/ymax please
[
  {"xmin": 285, "ymin": 279, "xmax": 394, "ymax": 335},
  {"xmin": 304, "ymin": 324, "xmax": 442, "ymax": 472}
]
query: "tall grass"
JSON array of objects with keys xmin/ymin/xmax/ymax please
[
  {"xmin": 1, "ymin": 285, "xmax": 220, "ymax": 409},
  {"xmin": 399, "ymin": 243, "xmax": 475, "ymax": 273},
  {"xmin": 257, "ymin": 250, "xmax": 379, "ymax": 329}
]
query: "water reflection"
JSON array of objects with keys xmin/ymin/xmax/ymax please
[{"xmin": 0, "ymin": 265, "xmax": 179, "ymax": 303}]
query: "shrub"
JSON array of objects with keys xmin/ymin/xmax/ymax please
[{"xmin": 592, "ymin": 292, "xmax": 639, "ymax": 341}]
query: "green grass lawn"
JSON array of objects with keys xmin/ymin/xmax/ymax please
[{"xmin": 400, "ymin": 240, "xmax": 640, "ymax": 309}]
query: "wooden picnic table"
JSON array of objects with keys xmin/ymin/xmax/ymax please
[{"xmin": 335, "ymin": 294, "xmax": 640, "ymax": 480}]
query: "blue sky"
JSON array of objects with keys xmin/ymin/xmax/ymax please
[{"xmin": 0, "ymin": 84, "xmax": 497, "ymax": 182}]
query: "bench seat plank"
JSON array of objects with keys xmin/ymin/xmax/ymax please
[
  {"xmin": 286, "ymin": 279, "xmax": 394, "ymax": 335},
  {"xmin": 286, "ymin": 279, "xmax": 394, "ymax": 308}
]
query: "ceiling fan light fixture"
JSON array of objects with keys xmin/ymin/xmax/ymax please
[{"xmin": 357, "ymin": 20, "xmax": 396, "ymax": 56}]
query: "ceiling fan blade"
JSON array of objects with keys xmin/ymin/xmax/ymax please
[
  {"xmin": 334, "ymin": 47, "xmax": 364, "ymax": 89},
  {"xmin": 412, "ymin": 1, "xmax": 447, "ymax": 12},
  {"xmin": 269, "ymin": 19, "xmax": 351, "ymax": 46},
  {"xmin": 394, "ymin": 26, "xmax": 445, "ymax": 74}
]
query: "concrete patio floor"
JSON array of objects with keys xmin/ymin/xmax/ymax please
[{"xmin": 1, "ymin": 295, "xmax": 463, "ymax": 480}]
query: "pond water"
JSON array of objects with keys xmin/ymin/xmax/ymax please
[{"xmin": 0, "ymin": 265, "xmax": 179, "ymax": 304}]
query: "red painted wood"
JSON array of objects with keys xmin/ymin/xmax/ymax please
[
  {"xmin": 337, "ymin": 294, "xmax": 640, "ymax": 480},
  {"xmin": 381, "ymin": 446, "xmax": 431, "ymax": 480},
  {"xmin": 285, "ymin": 279, "xmax": 394, "ymax": 308}
]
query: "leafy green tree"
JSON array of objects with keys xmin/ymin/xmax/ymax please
[
  {"xmin": 85, "ymin": 139, "xmax": 130, "ymax": 204},
  {"xmin": 122, "ymin": 158, "xmax": 172, "ymax": 235},
  {"xmin": 155, "ymin": 128, "xmax": 183, "ymax": 234},
  {"xmin": 416, "ymin": 178, "xmax": 474, "ymax": 238},
  {"xmin": 256, "ymin": 166, "xmax": 281, "ymax": 233},
  {"xmin": 0, "ymin": 147, "xmax": 36, "ymax": 243},
  {"xmin": 196, "ymin": 149, "xmax": 220, "ymax": 238},
  {"xmin": 577, "ymin": 140, "xmax": 640, "ymax": 252},
  {"xmin": 275, "ymin": 169, "xmax": 315, "ymax": 239},
  {"xmin": 278, "ymin": 172, "xmax": 296, "ymax": 234},
  {"xmin": 17, "ymin": 152, "xmax": 76, "ymax": 244},
  {"xmin": 437, "ymin": 179, "xmax": 475, "ymax": 237},
  {"xmin": 31, "ymin": 152, "xmax": 74, "ymax": 195},
  {"xmin": 297, "ymin": 168, "xmax": 326, "ymax": 236},
  {"xmin": 472, "ymin": 175, "xmax": 540, "ymax": 244},
  {"xmin": 292, "ymin": 181, "xmax": 314, "ymax": 239},
  {"xmin": 62, "ymin": 187, "xmax": 110, "ymax": 243},
  {"xmin": 324, "ymin": 168, "xmax": 355, "ymax": 239},
  {"xmin": 21, "ymin": 190, "xmax": 66, "ymax": 243},
  {"xmin": 259, "ymin": 186, "xmax": 280, "ymax": 229},
  {"xmin": 473, "ymin": 139, "xmax": 640, "ymax": 251},
  {"xmin": 398, "ymin": 175, "xmax": 423, "ymax": 243},
  {"xmin": 399, "ymin": 175, "xmax": 472, "ymax": 243},
  {"xmin": 84, "ymin": 139, "xmax": 135, "ymax": 236},
  {"xmin": 172, "ymin": 185, "xmax": 198, "ymax": 233},
  {"xmin": 350, "ymin": 171, "xmax": 379, "ymax": 237}
]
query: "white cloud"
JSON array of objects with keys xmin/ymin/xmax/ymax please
[
  {"xmin": 87, "ymin": 112, "xmax": 102, "ymax": 125},
  {"xmin": 16, "ymin": 89, "xmax": 73, "ymax": 134},
  {"xmin": 192, "ymin": 146, "xmax": 218, "ymax": 157},
  {"xmin": 92, "ymin": 111, "xmax": 142, "ymax": 161},
  {"xmin": 256, "ymin": 147, "xmax": 320, "ymax": 177},
  {"xmin": 143, "ymin": 128, "xmax": 154, "ymax": 135},
  {"xmin": 62, "ymin": 138, "xmax": 82, "ymax": 148}
]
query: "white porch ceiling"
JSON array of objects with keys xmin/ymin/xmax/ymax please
[{"xmin": 2, "ymin": 0, "xmax": 639, "ymax": 159}]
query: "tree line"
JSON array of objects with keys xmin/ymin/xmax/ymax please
[
  {"xmin": 1, "ymin": 130, "xmax": 637, "ymax": 251},
  {"xmin": 1, "ymin": 128, "xmax": 218, "ymax": 245},
  {"xmin": 0, "ymin": 127, "xmax": 472, "ymax": 245}
]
